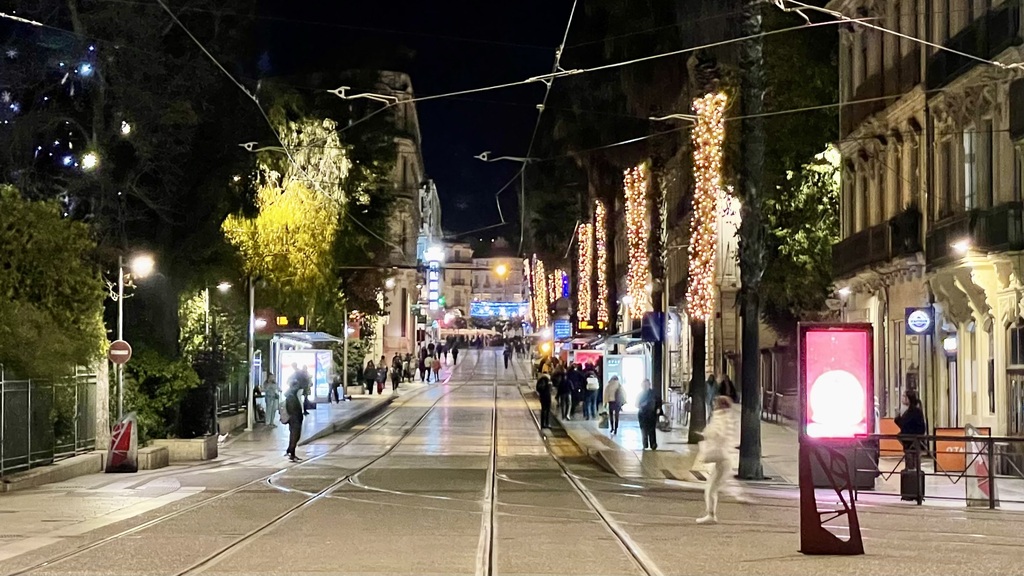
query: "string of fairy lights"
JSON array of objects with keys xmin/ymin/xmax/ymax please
[
  {"xmin": 532, "ymin": 258, "xmax": 549, "ymax": 327},
  {"xmin": 686, "ymin": 92, "xmax": 727, "ymax": 321},
  {"xmin": 550, "ymin": 268, "xmax": 567, "ymax": 303},
  {"xmin": 623, "ymin": 163, "xmax": 650, "ymax": 317},
  {"xmin": 577, "ymin": 222, "xmax": 593, "ymax": 322},
  {"xmin": 523, "ymin": 258, "xmax": 534, "ymax": 326},
  {"xmin": 594, "ymin": 201, "xmax": 609, "ymax": 325}
]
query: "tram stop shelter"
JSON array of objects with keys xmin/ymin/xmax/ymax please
[{"xmin": 270, "ymin": 331, "xmax": 344, "ymax": 403}]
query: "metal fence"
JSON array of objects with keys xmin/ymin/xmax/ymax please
[
  {"xmin": 217, "ymin": 361, "xmax": 249, "ymax": 416},
  {"xmin": 842, "ymin": 432, "xmax": 1024, "ymax": 510},
  {"xmin": 1, "ymin": 369, "xmax": 97, "ymax": 477}
]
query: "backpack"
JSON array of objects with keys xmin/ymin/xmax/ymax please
[
  {"xmin": 586, "ymin": 375, "xmax": 600, "ymax": 391},
  {"xmin": 614, "ymin": 386, "xmax": 626, "ymax": 405}
]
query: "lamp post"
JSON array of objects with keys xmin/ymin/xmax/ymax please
[
  {"xmin": 246, "ymin": 276, "xmax": 256, "ymax": 432},
  {"xmin": 204, "ymin": 281, "xmax": 232, "ymax": 338},
  {"xmin": 115, "ymin": 253, "xmax": 155, "ymax": 420}
]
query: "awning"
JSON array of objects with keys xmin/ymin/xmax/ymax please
[{"xmin": 272, "ymin": 331, "xmax": 344, "ymax": 348}]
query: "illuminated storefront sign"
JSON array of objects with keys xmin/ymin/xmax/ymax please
[
  {"xmin": 905, "ymin": 307, "xmax": 933, "ymax": 335},
  {"xmin": 427, "ymin": 261, "xmax": 440, "ymax": 311},
  {"xmin": 798, "ymin": 324, "xmax": 874, "ymax": 440},
  {"xmin": 553, "ymin": 319, "xmax": 572, "ymax": 340},
  {"xmin": 469, "ymin": 301, "xmax": 529, "ymax": 318}
]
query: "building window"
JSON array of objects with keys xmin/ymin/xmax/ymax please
[
  {"xmin": 989, "ymin": 327, "xmax": 996, "ymax": 415},
  {"xmin": 969, "ymin": 321, "xmax": 978, "ymax": 416},
  {"xmin": 909, "ymin": 139, "xmax": 920, "ymax": 208},
  {"xmin": 941, "ymin": 139, "xmax": 957, "ymax": 217},
  {"xmin": 964, "ymin": 127, "xmax": 977, "ymax": 210},
  {"xmin": 963, "ymin": 121, "xmax": 994, "ymax": 210},
  {"xmin": 1015, "ymin": 145, "xmax": 1023, "ymax": 202}
]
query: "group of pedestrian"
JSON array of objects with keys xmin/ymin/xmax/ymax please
[{"xmin": 549, "ymin": 361, "xmax": 602, "ymax": 421}]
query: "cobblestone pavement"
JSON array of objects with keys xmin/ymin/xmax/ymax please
[{"xmin": 1, "ymin": 350, "xmax": 1023, "ymax": 576}]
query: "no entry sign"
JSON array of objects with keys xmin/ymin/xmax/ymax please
[{"xmin": 108, "ymin": 340, "xmax": 132, "ymax": 365}]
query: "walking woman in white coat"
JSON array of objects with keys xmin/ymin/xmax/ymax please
[{"xmin": 696, "ymin": 396, "xmax": 743, "ymax": 524}]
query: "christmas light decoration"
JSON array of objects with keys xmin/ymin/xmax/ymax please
[
  {"xmin": 532, "ymin": 258, "xmax": 549, "ymax": 327},
  {"xmin": 686, "ymin": 92, "xmax": 728, "ymax": 321},
  {"xmin": 594, "ymin": 201, "xmax": 609, "ymax": 324},
  {"xmin": 624, "ymin": 163, "xmax": 650, "ymax": 316},
  {"xmin": 81, "ymin": 152, "xmax": 98, "ymax": 170},
  {"xmin": 120, "ymin": 121, "xmax": 132, "ymax": 135},
  {"xmin": 523, "ymin": 258, "xmax": 534, "ymax": 325},
  {"xmin": 549, "ymin": 268, "xmax": 567, "ymax": 304},
  {"xmin": 577, "ymin": 223, "xmax": 593, "ymax": 322}
]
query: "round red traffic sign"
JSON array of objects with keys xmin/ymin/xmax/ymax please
[{"xmin": 108, "ymin": 340, "xmax": 132, "ymax": 365}]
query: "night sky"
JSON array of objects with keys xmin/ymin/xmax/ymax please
[{"xmin": 260, "ymin": 1, "xmax": 574, "ymax": 235}]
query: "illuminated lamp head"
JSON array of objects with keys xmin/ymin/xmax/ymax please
[{"xmin": 807, "ymin": 369, "xmax": 866, "ymax": 437}]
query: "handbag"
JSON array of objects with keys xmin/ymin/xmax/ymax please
[
  {"xmin": 657, "ymin": 414, "xmax": 672, "ymax": 432},
  {"xmin": 279, "ymin": 405, "xmax": 290, "ymax": 425}
]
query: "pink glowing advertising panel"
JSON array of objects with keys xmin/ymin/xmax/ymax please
[{"xmin": 799, "ymin": 324, "xmax": 874, "ymax": 440}]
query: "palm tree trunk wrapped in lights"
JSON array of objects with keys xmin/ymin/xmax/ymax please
[{"xmin": 686, "ymin": 92, "xmax": 727, "ymax": 443}]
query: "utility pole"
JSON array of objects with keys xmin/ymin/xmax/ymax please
[
  {"xmin": 117, "ymin": 255, "xmax": 124, "ymax": 420},
  {"xmin": 246, "ymin": 276, "xmax": 255, "ymax": 432}
]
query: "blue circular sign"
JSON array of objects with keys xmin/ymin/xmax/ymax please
[{"xmin": 907, "ymin": 309, "xmax": 931, "ymax": 333}]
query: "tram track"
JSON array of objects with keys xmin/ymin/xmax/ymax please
[
  {"xmin": 514, "ymin": 384, "xmax": 665, "ymax": 576},
  {"xmin": 3, "ymin": 353, "xmax": 485, "ymax": 576},
  {"xmin": 174, "ymin": 350, "xmax": 492, "ymax": 575}
]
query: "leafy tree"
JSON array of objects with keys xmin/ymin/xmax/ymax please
[
  {"xmin": 222, "ymin": 79, "xmax": 397, "ymax": 338},
  {"xmin": 223, "ymin": 178, "xmax": 342, "ymax": 310},
  {"xmin": 120, "ymin": 349, "xmax": 201, "ymax": 443},
  {"xmin": 0, "ymin": 185, "xmax": 105, "ymax": 379},
  {"xmin": 761, "ymin": 147, "xmax": 840, "ymax": 335},
  {"xmin": 0, "ymin": 1, "xmax": 260, "ymax": 354}
]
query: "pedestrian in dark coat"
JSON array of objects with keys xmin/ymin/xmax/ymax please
[
  {"xmin": 536, "ymin": 375, "xmax": 553, "ymax": 429},
  {"xmin": 363, "ymin": 360, "xmax": 376, "ymax": 394},
  {"xmin": 636, "ymin": 379, "xmax": 663, "ymax": 450},
  {"xmin": 284, "ymin": 380, "xmax": 304, "ymax": 461}
]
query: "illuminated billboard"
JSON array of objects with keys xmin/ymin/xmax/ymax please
[
  {"xmin": 469, "ymin": 301, "xmax": 529, "ymax": 318},
  {"xmin": 798, "ymin": 323, "xmax": 874, "ymax": 440}
]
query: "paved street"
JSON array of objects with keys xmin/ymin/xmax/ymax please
[{"xmin": 1, "ymin": 350, "xmax": 1023, "ymax": 576}]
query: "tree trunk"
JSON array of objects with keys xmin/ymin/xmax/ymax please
[
  {"xmin": 688, "ymin": 320, "xmax": 707, "ymax": 443},
  {"xmin": 737, "ymin": 0, "xmax": 767, "ymax": 480},
  {"xmin": 649, "ymin": 162, "xmax": 668, "ymax": 397}
]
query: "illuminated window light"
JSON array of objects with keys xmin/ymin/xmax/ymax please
[
  {"xmin": 594, "ymin": 201, "xmax": 609, "ymax": 324},
  {"xmin": 577, "ymin": 223, "xmax": 593, "ymax": 323},
  {"xmin": 624, "ymin": 163, "xmax": 650, "ymax": 317},
  {"xmin": 686, "ymin": 92, "xmax": 728, "ymax": 321}
]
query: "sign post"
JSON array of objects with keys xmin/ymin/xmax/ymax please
[{"xmin": 798, "ymin": 323, "xmax": 872, "ymax": 556}]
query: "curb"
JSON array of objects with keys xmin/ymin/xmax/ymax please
[{"xmin": 297, "ymin": 395, "xmax": 395, "ymax": 446}]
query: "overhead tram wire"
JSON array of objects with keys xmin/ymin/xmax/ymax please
[
  {"xmin": 772, "ymin": 0, "xmax": 1024, "ymax": 72},
  {"xmin": 154, "ymin": 0, "xmax": 404, "ymax": 253},
  {"xmin": 515, "ymin": 0, "xmax": 580, "ymax": 255}
]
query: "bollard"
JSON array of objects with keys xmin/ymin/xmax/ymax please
[{"xmin": 988, "ymin": 436, "xmax": 996, "ymax": 510}]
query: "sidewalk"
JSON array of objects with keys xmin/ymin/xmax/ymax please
[
  {"xmin": 0, "ymin": 390, "xmax": 402, "ymax": 563},
  {"xmin": 553, "ymin": 402, "xmax": 798, "ymax": 486},
  {"xmin": 223, "ymin": 387, "xmax": 403, "ymax": 452}
]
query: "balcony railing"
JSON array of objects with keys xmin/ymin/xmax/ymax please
[
  {"xmin": 832, "ymin": 209, "xmax": 923, "ymax": 279},
  {"xmin": 926, "ymin": 202, "xmax": 1024, "ymax": 268},
  {"xmin": 926, "ymin": 3, "xmax": 1022, "ymax": 90},
  {"xmin": 833, "ymin": 222, "xmax": 890, "ymax": 278}
]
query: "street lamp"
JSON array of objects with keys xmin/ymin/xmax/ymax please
[
  {"xmin": 384, "ymin": 277, "xmax": 397, "ymax": 290},
  {"xmin": 204, "ymin": 281, "xmax": 233, "ymax": 338},
  {"xmin": 115, "ymin": 253, "xmax": 155, "ymax": 419}
]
